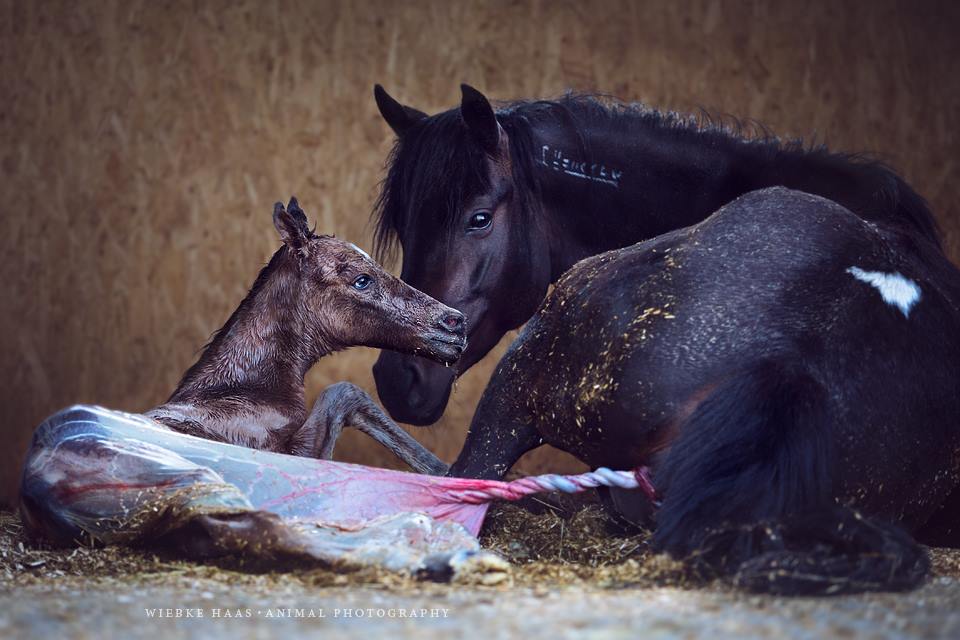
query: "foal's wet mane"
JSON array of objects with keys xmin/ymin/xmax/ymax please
[{"xmin": 172, "ymin": 227, "xmax": 315, "ymax": 399}]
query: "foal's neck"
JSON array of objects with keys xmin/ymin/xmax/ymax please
[{"xmin": 169, "ymin": 248, "xmax": 325, "ymax": 404}]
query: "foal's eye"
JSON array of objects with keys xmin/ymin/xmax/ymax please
[
  {"xmin": 467, "ymin": 210, "xmax": 493, "ymax": 231},
  {"xmin": 353, "ymin": 275, "xmax": 373, "ymax": 291}
]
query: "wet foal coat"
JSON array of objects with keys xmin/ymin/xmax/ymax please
[{"xmin": 147, "ymin": 198, "xmax": 465, "ymax": 475}]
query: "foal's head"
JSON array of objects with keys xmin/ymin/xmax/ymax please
[{"xmin": 273, "ymin": 198, "xmax": 466, "ymax": 365}]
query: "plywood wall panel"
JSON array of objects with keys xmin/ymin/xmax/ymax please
[{"xmin": 2, "ymin": 0, "xmax": 958, "ymax": 506}]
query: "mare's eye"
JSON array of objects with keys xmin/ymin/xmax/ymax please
[
  {"xmin": 467, "ymin": 210, "xmax": 493, "ymax": 231},
  {"xmin": 353, "ymin": 275, "xmax": 373, "ymax": 290}
]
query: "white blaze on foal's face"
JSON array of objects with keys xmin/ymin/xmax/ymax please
[
  {"xmin": 846, "ymin": 267, "xmax": 922, "ymax": 318},
  {"xmin": 349, "ymin": 242, "xmax": 373, "ymax": 262}
]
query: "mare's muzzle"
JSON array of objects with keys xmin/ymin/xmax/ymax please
[{"xmin": 373, "ymin": 351, "xmax": 456, "ymax": 425}]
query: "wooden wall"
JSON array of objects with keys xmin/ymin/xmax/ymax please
[{"xmin": 2, "ymin": 0, "xmax": 958, "ymax": 506}]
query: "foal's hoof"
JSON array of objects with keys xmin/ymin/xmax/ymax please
[{"xmin": 418, "ymin": 549, "xmax": 512, "ymax": 586}]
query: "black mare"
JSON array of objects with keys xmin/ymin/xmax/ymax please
[{"xmin": 370, "ymin": 85, "xmax": 960, "ymax": 593}]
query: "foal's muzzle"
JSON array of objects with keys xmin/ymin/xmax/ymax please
[{"xmin": 424, "ymin": 310, "xmax": 467, "ymax": 364}]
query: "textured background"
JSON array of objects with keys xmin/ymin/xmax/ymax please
[{"xmin": 2, "ymin": 0, "xmax": 958, "ymax": 507}]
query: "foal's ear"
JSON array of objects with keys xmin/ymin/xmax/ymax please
[
  {"xmin": 374, "ymin": 84, "xmax": 428, "ymax": 137},
  {"xmin": 273, "ymin": 198, "xmax": 311, "ymax": 250},
  {"xmin": 460, "ymin": 83, "xmax": 501, "ymax": 156}
]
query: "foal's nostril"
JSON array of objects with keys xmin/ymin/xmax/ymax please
[{"xmin": 441, "ymin": 312, "xmax": 465, "ymax": 332}]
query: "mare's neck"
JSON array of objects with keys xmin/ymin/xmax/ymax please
[
  {"xmin": 517, "ymin": 107, "xmax": 924, "ymax": 281},
  {"xmin": 169, "ymin": 248, "xmax": 325, "ymax": 403}
]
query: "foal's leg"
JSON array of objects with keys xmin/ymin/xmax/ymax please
[{"xmin": 290, "ymin": 382, "xmax": 448, "ymax": 476}]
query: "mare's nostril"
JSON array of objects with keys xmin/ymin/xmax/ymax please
[{"xmin": 441, "ymin": 312, "xmax": 465, "ymax": 332}]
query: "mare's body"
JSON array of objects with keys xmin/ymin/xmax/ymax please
[
  {"xmin": 370, "ymin": 87, "xmax": 937, "ymax": 427},
  {"xmin": 368, "ymin": 87, "xmax": 960, "ymax": 592},
  {"xmin": 454, "ymin": 188, "xmax": 960, "ymax": 592}
]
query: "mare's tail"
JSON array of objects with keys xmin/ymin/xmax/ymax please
[{"xmin": 652, "ymin": 360, "xmax": 928, "ymax": 595}]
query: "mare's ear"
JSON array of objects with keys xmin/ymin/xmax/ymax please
[
  {"xmin": 460, "ymin": 83, "xmax": 502, "ymax": 156},
  {"xmin": 273, "ymin": 197, "xmax": 311, "ymax": 251},
  {"xmin": 374, "ymin": 84, "xmax": 428, "ymax": 136}
]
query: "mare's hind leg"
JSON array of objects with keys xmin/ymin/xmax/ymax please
[
  {"xmin": 289, "ymin": 382, "xmax": 447, "ymax": 475},
  {"xmin": 915, "ymin": 484, "xmax": 960, "ymax": 547},
  {"xmin": 653, "ymin": 359, "xmax": 928, "ymax": 595}
]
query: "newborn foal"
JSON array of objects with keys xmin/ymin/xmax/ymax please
[{"xmin": 146, "ymin": 198, "xmax": 463, "ymax": 474}]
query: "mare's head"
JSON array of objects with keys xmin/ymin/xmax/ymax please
[
  {"xmin": 371, "ymin": 85, "xmax": 553, "ymax": 424},
  {"xmin": 274, "ymin": 198, "xmax": 466, "ymax": 365}
]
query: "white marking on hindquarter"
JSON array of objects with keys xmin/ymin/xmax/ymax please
[
  {"xmin": 349, "ymin": 242, "xmax": 372, "ymax": 262},
  {"xmin": 846, "ymin": 267, "xmax": 921, "ymax": 318}
]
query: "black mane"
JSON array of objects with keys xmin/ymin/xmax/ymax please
[
  {"xmin": 373, "ymin": 93, "xmax": 940, "ymax": 260},
  {"xmin": 373, "ymin": 109, "xmax": 491, "ymax": 262}
]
